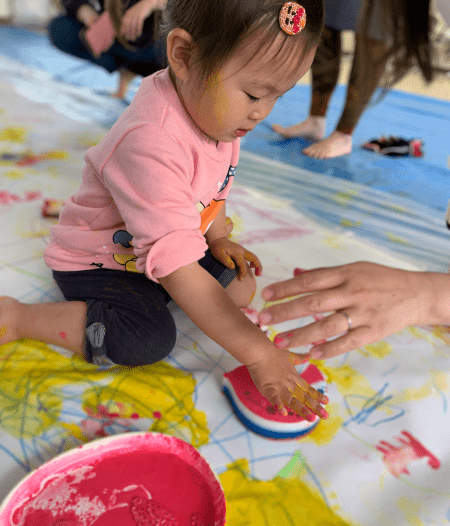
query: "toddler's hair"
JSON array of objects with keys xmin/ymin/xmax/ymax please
[{"xmin": 161, "ymin": 0, "xmax": 324, "ymax": 83}]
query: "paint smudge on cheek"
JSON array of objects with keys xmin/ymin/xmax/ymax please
[
  {"xmin": 0, "ymin": 325, "xmax": 7, "ymax": 338},
  {"xmin": 58, "ymin": 331, "xmax": 67, "ymax": 340}
]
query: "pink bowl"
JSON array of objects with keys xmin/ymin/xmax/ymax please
[{"xmin": 0, "ymin": 432, "xmax": 226, "ymax": 526}]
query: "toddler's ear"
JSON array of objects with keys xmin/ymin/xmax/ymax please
[{"xmin": 166, "ymin": 28, "xmax": 195, "ymax": 82}]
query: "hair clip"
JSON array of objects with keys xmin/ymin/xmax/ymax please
[{"xmin": 279, "ymin": 2, "xmax": 306, "ymax": 35}]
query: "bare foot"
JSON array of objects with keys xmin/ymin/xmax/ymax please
[
  {"xmin": 303, "ymin": 130, "xmax": 353, "ymax": 159},
  {"xmin": 0, "ymin": 297, "xmax": 21, "ymax": 345},
  {"xmin": 113, "ymin": 68, "xmax": 137, "ymax": 100},
  {"xmin": 272, "ymin": 116, "xmax": 326, "ymax": 141}
]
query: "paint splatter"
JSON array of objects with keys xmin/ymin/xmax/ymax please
[
  {"xmin": 220, "ymin": 459, "xmax": 358, "ymax": 526},
  {"xmin": 376, "ymin": 431, "xmax": 440, "ymax": 477},
  {"xmin": 59, "ymin": 331, "xmax": 67, "ymax": 339}
]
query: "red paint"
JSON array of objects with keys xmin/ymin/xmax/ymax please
[
  {"xmin": 1, "ymin": 433, "xmax": 225, "ymax": 526},
  {"xmin": 58, "ymin": 332, "xmax": 67, "ymax": 339},
  {"xmin": 224, "ymin": 364, "xmax": 326, "ymax": 424},
  {"xmin": 153, "ymin": 411, "xmax": 162, "ymax": 419},
  {"xmin": 376, "ymin": 431, "xmax": 440, "ymax": 477}
]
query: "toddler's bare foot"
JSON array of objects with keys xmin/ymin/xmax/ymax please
[
  {"xmin": 272, "ymin": 116, "xmax": 326, "ymax": 141},
  {"xmin": 303, "ymin": 130, "xmax": 353, "ymax": 159},
  {"xmin": 0, "ymin": 296, "xmax": 21, "ymax": 345}
]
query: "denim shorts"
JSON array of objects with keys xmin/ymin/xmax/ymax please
[{"xmin": 53, "ymin": 250, "xmax": 237, "ymax": 366}]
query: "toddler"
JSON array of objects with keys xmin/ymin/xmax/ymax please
[{"xmin": 1, "ymin": 0, "xmax": 328, "ymax": 419}]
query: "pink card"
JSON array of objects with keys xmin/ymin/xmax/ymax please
[{"xmin": 80, "ymin": 11, "xmax": 116, "ymax": 59}]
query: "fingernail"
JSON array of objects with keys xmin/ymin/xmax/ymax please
[
  {"xmin": 278, "ymin": 405, "xmax": 288, "ymax": 416},
  {"xmin": 306, "ymin": 412, "xmax": 316, "ymax": 422},
  {"xmin": 320, "ymin": 409, "xmax": 329, "ymax": 419},
  {"xmin": 262, "ymin": 288, "xmax": 273, "ymax": 300},
  {"xmin": 311, "ymin": 349, "xmax": 323, "ymax": 359},
  {"xmin": 259, "ymin": 311, "xmax": 272, "ymax": 325},
  {"xmin": 255, "ymin": 268, "xmax": 262, "ymax": 277},
  {"xmin": 274, "ymin": 335, "xmax": 287, "ymax": 348}
]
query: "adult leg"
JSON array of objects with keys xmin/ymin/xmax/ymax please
[
  {"xmin": 304, "ymin": 34, "xmax": 390, "ymax": 159},
  {"xmin": 272, "ymin": 26, "xmax": 341, "ymax": 140}
]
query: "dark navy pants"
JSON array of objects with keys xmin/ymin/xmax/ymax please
[
  {"xmin": 48, "ymin": 14, "xmax": 164, "ymax": 77},
  {"xmin": 53, "ymin": 250, "xmax": 237, "ymax": 367}
]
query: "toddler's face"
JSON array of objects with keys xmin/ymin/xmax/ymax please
[{"xmin": 182, "ymin": 33, "xmax": 316, "ymax": 144}]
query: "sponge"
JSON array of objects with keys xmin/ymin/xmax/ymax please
[{"xmin": 223, "ymin": 362, "xmax": 327, "ymax": 439}]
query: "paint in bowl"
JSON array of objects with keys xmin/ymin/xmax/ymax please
[{"xmin": 0, "ymin": 432, "xmax": 226, "ymax": 526}]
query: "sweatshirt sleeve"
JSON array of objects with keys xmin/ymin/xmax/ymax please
[{"xmin": 100, "ymin": 125, "xmax": 209, "ymax": 281}]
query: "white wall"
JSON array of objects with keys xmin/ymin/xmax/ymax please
[{"xmin": 7, "ymin": 0, "xmax": 60, "ymax": 24}]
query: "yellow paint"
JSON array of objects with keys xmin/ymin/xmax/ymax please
[
  {"xmin": 332, "ymin": 190, "xmax": 359, "ymax": 207},
  {"xmin": 430, "ymin": 325, "xmax": 450, "ymax": 345},
  {"xmin": 0, "ymin": 325, "xmax": 7, "ymax": 337},
  {"xmin": 46, "ymin": 150, "xmax": 69, "ymax": 160},
  {"xmin": 0, "ymin": 339, "xmax": 209, "ymax": 447},
  {"xmin": 323, "ymin": 235, "xmax": 347, "ymax": 250},
  {"xmin": 360, "ymin": 340, "xmax": 393, "ymax": 359},
  {"xmin": 340, "ymin": 219, "xmax": 362, "ymax": 227},
  {"xmin": 302, "ymin": 402, "xmax": 344, "ymax": 445},
  {"xmin": 385, "ymin": 232, "xmax": 411, "ymax": 245},
  {"xmin": 392, "ymin": 370, "xmax": 449, "ymax": 404},
  {"xmin": 397, "ymin": 496, "xmax": 425, "ymax": 526},
  {"xmin": 20, "ymin": 229, "xmax": 51, "ymax": 238},
  {"xmin": 0, "ymin": 126, "xmax": 27, "ymax": 142},
  {"xmin": 387, "ymin": 203, "xmax": 408, "ymax": 214},
  {"xmin": 220, "ymin": 459, "xmax": 358, "ymax": 526},
  {"xmin": 4, "ymin": 170, "xmax": 24, "ymax": 179}
]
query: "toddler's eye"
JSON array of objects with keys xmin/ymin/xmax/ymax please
[{"xmin": 246, "ymin": 93, "xmax": 260, "ymax": 103}]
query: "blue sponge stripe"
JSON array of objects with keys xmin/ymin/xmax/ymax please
[{"xmin": 223, "ymin": 386, "xmax": 318, "ymax": 439}]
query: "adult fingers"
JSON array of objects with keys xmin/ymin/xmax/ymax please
[
  {"xmin": 261, "ymin": 265, "xmax": 347, "ymax": 302},
  {"xmin": 273, "ymin": 310, "xmax": 356, "ymax": 350},
  {"xmin": 260, "ymin": 287, "xmax": 350, "ymax": 326},
  {"xmin": 308, "ymin": 325, "xmax": 379, "ymax": 360}
]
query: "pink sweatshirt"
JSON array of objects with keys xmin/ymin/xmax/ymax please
[{"xmin": 44, "ymin": 68, "xmax": 240, "ymax": 282}]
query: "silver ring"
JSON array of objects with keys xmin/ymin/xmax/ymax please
[{"xmin": 337, "ymin": 310, "xmax": 352, "ymax": 331}]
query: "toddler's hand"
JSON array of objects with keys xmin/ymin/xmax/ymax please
[
  {"xmin": 209, "ymin": 238, "xmax": 262, "ymax": 280},
  {"xmin": 245, "ymin": 347, "xmax": 329, "ymax": 419}
]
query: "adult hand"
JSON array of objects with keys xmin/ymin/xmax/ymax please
[
  {"xmin": 120, "ymin": 0, "xmax": 159, "ymax": 42},
  {"xmin": 258, "ymin": 262, "xmax": 436, "ymax": 360},
  {"xmin": 77, "ymin": 4, "xmax": 99, "ymax": 27},
  {"xmin": 209, "ymin": 238, "xmax": 262, "ymax": 280},
  {"xmin": 245, "ymin": 346, "xmax": 329, "ymax": 419}
]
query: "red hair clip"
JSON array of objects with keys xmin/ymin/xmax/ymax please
[{"xmin": 279, "ymin": 2, "xmax": 306, "ymax": 35}]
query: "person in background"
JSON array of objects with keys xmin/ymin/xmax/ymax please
[
  {"xmin": 272, "ymin": 0, "xmax": 434, "ymax": 158},
  {"xmin": 48, "ymin": 0, "xmax": 166, "ymax": 99}
]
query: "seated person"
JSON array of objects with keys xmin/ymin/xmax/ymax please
[{"xmin": 49, "ymin": 0, "xmax": 167, "ymax": 99}]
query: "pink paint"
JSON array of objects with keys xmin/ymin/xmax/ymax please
[
  {"xmin": 376, "ymin": 431, "xmax": 440, "ymax": 478},
  {"xmin": 58, "ymin": 332, "xmax": 67, "ymax": 340},
  {"xmin": 0, "ymin": 433, "xmax": 225, "ymax": 526}
]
